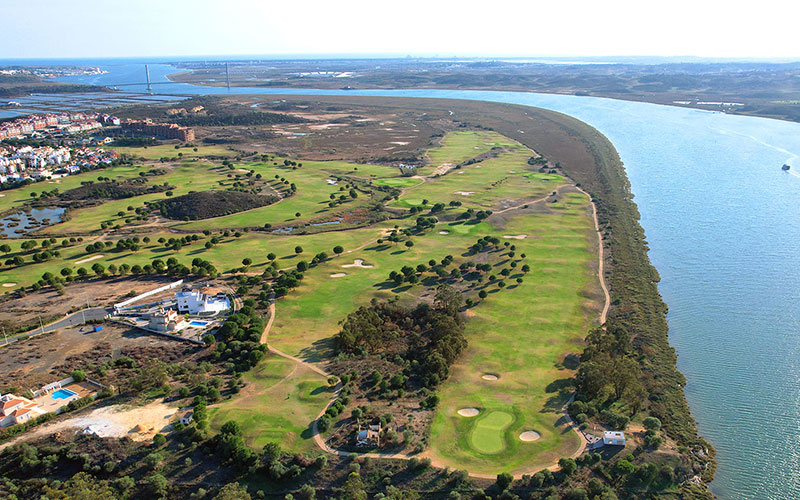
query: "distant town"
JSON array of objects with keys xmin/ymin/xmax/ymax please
[{"xmin": 0, "ymin": 111, "xmax": 196, "ymax": 184}]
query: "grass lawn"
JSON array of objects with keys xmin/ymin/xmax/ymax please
[
  {"xmin": 208, "ymin": 354, "xmax": 332, "ymax": 454},
  {"xmin": 422, "ymin": 130, "xmax": 513, "ymax": 175},
  {"xmin": 427, "ymin": 192, "xmax": 596, "ymax": 475}
]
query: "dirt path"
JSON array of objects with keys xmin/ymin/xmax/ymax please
[
  {"xmin": 0, "ymin": 400, "xmax": 178, "ymax": 451},
  {"xmin": 575, "ymin": 186, "xmax": 610, "ymax": 325}
]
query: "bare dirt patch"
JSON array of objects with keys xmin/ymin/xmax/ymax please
[
  {"xmin": 481, "ymin": 374, "xmax": 499, "ymax": 381},
  {"xmin": 330, "ymin": 273, "xmax": 347, "ymax": 278},
  {"xmin": 503, "ymin": 234, "xmax": 528, "ymax": 239}
]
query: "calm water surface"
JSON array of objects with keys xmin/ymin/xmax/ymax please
[{"xmin": 49, "ymin": 63, "xmax": 800, "ymax": 499}]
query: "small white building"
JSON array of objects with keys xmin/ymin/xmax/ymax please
[
  {"xmin": 603, "ymin": 431, "xmax": 626, "ymax": 447},
  {"xmin": 179, "ymin": 411, "xmax": 194, "ymax": 425},
  {"xmin": 175, "ymin": 289, "xmax": 230, "ymax": 315}
]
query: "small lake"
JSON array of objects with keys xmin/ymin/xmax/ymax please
[{"xmin": 0, "ymin": 207, "xmax": 65, "ymax": 238}]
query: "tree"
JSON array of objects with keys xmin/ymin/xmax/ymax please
[
  {"xmin": 41, "ymin": 472, "xmax": 117, "ymax": 500},
  {"xmin": 333, "ymin": 245, "xmax": 344, "ymax": 254},
  {"xmin": 220, "ymin": 420, "xmax": 243, "ymax": 436},
  {"xmin": 341, "ymin": 472, "xmax": 367, "ymax": 500},
  {"xmin": 71, "ymin": 369, "xmax": 86, "ymax": 382},
  {"xmin": 294, "ymin": 246, "xmax": 303, "ymax": 254},
  {"xmin": 404, "ymin": 240, "xmax": 414, "ymax": 248},
  {"xmin": 267, "ymin": 252, "xmax": 276, "ymax": 261},
  {"xmin": 558, "ymin": 457, "xmax": 577, "ymax": 476},
  {"xmin": 643, "ymin": 416, "xmax": 662, "ymax": 433},
  {"xmin": 213, "ymin": 483, "xmax": 252, "ymax": 500},
  {"xmin": 297, "ymin": 260, "xmax": 308, "ymax": 272},
  {"xmin": 242, "ymin": 257, "xmax": 252, "ymax": 267},
  {"xmin": 143, "ymin": 472, "xmax": 169, "ymax": 499},
  {"xmin": 0, "ymin": 244, "xmax": 10, "ymax": 254},
  {"xmin": 496, "ymin": 472, "xmax": 513, "ymax": 490},
  {"xmin": 91, "ymin": 262, "xmax": 105, "ymax": 276}
]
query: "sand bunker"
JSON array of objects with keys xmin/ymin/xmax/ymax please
[
  {"xmin": 2, "ymin": 283, "xmax": 17, "ymax": 287},
  {"xmin": 342, "ymin": 259, "xmax": 374, "ymax": 269},
  {"xmin": 439, "ymin": 230, "xmax": 450, "ymax": 235},
  {"xmin": 455, "ymin": 191, "xmax": 475, "ymax": 196},
  {"xmin": 519, "ymin": 430, "xmax": 541, "ymax": 442},
  {"xmin": 481, "ymin": 374, "xmax": 499, "ymax": 381},
  {"xmin": 503, "ymin": 235, "xmax": 527, "ymax": 240},
  {"xmin": 330, "ymin": 273, "xmax": 347, "ymax": 278},
  {"xmin": 75, "ymin": 254, "xmax": 104, "ymax": 265},
  {"xmin": 458, "ymin": 408, "xmax": 480, "ymax": 417}
]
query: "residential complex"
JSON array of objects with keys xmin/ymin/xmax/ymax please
[
  {"xmin": 121, "ymin": 119, "xmax": 195, "ymax": 141},
  {"xmin": 0, "ymin": 111, "xmax": 119, "ymax": 141},
  {"xmin": 0, "ymin": 144, "xmax": 119, "ymax": 184}
]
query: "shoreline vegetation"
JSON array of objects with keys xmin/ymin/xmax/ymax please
[{"xmin": 257, "ymin": 94, "xmax": 716, "ymax": 496}]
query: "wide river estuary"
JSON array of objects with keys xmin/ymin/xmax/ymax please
[{"xmin": 48, "ymin": 62, "xmax": 800, "ymax": 499}]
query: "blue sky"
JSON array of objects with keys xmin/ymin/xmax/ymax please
[{"xmin": 3, "ymin": 0, "xmax": 799, "ymax": 59}]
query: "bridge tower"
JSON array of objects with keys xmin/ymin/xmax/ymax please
[
  {"xmin": 145, "ymin": 64, "xmax": 153, "ymax": 93},
  {"xmin": 225, "ymin": 62, "xmax": 231, "ymax": 90}
]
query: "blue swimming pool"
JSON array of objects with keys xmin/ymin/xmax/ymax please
[
  {"xmin": 51, "ymin": 388, "xmax": 78, "ymax": 400},
  {"xmin": 189, "ymin": 321, "xmax": 208, "ymax": 327}
]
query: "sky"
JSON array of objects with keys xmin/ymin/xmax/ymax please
[{"xmin": 3, "ymin": 0, "xmax": 800, "ymax": 60}]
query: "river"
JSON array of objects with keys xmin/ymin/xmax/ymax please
[{"xmin": 41, "ymin": 61, "xmax": 800, "ymax": 499}]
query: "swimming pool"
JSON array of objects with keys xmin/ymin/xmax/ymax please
[
  {"xmin": 189, "ymin": 321, "xmax": 208, "ymax": 327},
  {"xmin": 51, "ymin": 388, "xmax": 78, "ymax": 400}
]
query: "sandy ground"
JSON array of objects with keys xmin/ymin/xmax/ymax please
[
  {"xmin": 74, "ymin": 254, "xmax": 105, "ymax": 265},
  {"xmin": 0, "ymin": 400, "xmax": 179, "ymax": 450},
  {"xmin": 433, "ymin": 163, "xmax": 456, "ymax": 176},
  {"xmin": 330, "ymin": 273, "xmax": 347, "ymax": 278},
  {"xmin": 481, "ymin": 374, "xmax": 499, "ymax": 381},
  {"xmin": 2, "ymin": 283, "xmax": 16, "ymax": 287},
  {"xmin": 503, "ymin": 234, "xmax": 527, "ymax": 239},
  {"xmin": 439, "ymin": 230, "xmax": 450, "ymax": 235},
  {"xmin": 519, "ymin": 431, "xmax": 541, "ymax": 442},
  {"xmin": 454, "ymin": 191, "xmax": 475, "ymax": 196},
  {"xmin": 341, "ymin": 259, "xmax": 373, "ymax": 269},
  {"xmin": 457, "ymin": 408, "xmax": 480, "ymax": 417}
]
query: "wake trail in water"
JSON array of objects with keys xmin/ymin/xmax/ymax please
[{"xmin": 717, "ymin": 127, "xmax": 800, "ymax": 176}]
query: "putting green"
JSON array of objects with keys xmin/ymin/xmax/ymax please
[{"xmin": 470, "ymin": 410, "xmax": 514, "ymax": 454}]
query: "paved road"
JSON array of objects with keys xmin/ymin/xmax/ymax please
[
  {"xmin": 1, "ymin": 307, "xmax": 111, "ymax": 347},
  {"xmin": 42, "ymin": 307, "xmax": 111, "ymax": 333}
]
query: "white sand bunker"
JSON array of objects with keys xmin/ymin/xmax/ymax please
[
  {"xmin": 481, "ymin": 374, "xmax": 499, "ymax": 381},
  {"xmin": 75, "ymin": 254, "xmax": 104, "ymax": 265},
  {"xmin": 439, "ymin": 230, "xmax": 450, "ymax": 235},
  {"xmin": 457, "ymin": 408, "xmax": 480, "ymax": 417},
  {"xmin": 455, "ymin": 191, "xmax": 475, "ymax": 196},
  {"xmin": 342, "ymin": 259, "xmax": 374, "ymax": 269},
  {"xmin": 2, "ymin": 283, "xmax": 17, "ymax": 287},
  {"xmin": 503, "ymin": 235, "xmax": 527, "ymax": 240},
  {"xmin": 330, "ymin": 273, "xmax": 347, "ymax": 278},
  {"xmin": 519, "ymin": 430, "xmax": 541, "ymax": 442}
]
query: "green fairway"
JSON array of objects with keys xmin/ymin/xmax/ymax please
[
  {"xmin": 470, "ymin": 410, "xmax": 514, "ymax": 454},
  {"xmin": 208, "ymin": 355, "xmax": 332, "ymax": 453}
]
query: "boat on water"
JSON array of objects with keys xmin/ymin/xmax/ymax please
[{"xmin": 782, "ymin": 164, "xmax": 791, "ymax": 171}]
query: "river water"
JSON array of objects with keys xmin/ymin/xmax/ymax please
[{"xmin": 40, "ymin": 62, "xmax": 800, "ymax": 499}]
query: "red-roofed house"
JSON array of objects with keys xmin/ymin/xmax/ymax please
[{"xmin": 0, "ymin": 393, "xmax": 45, "ymax": 427}]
